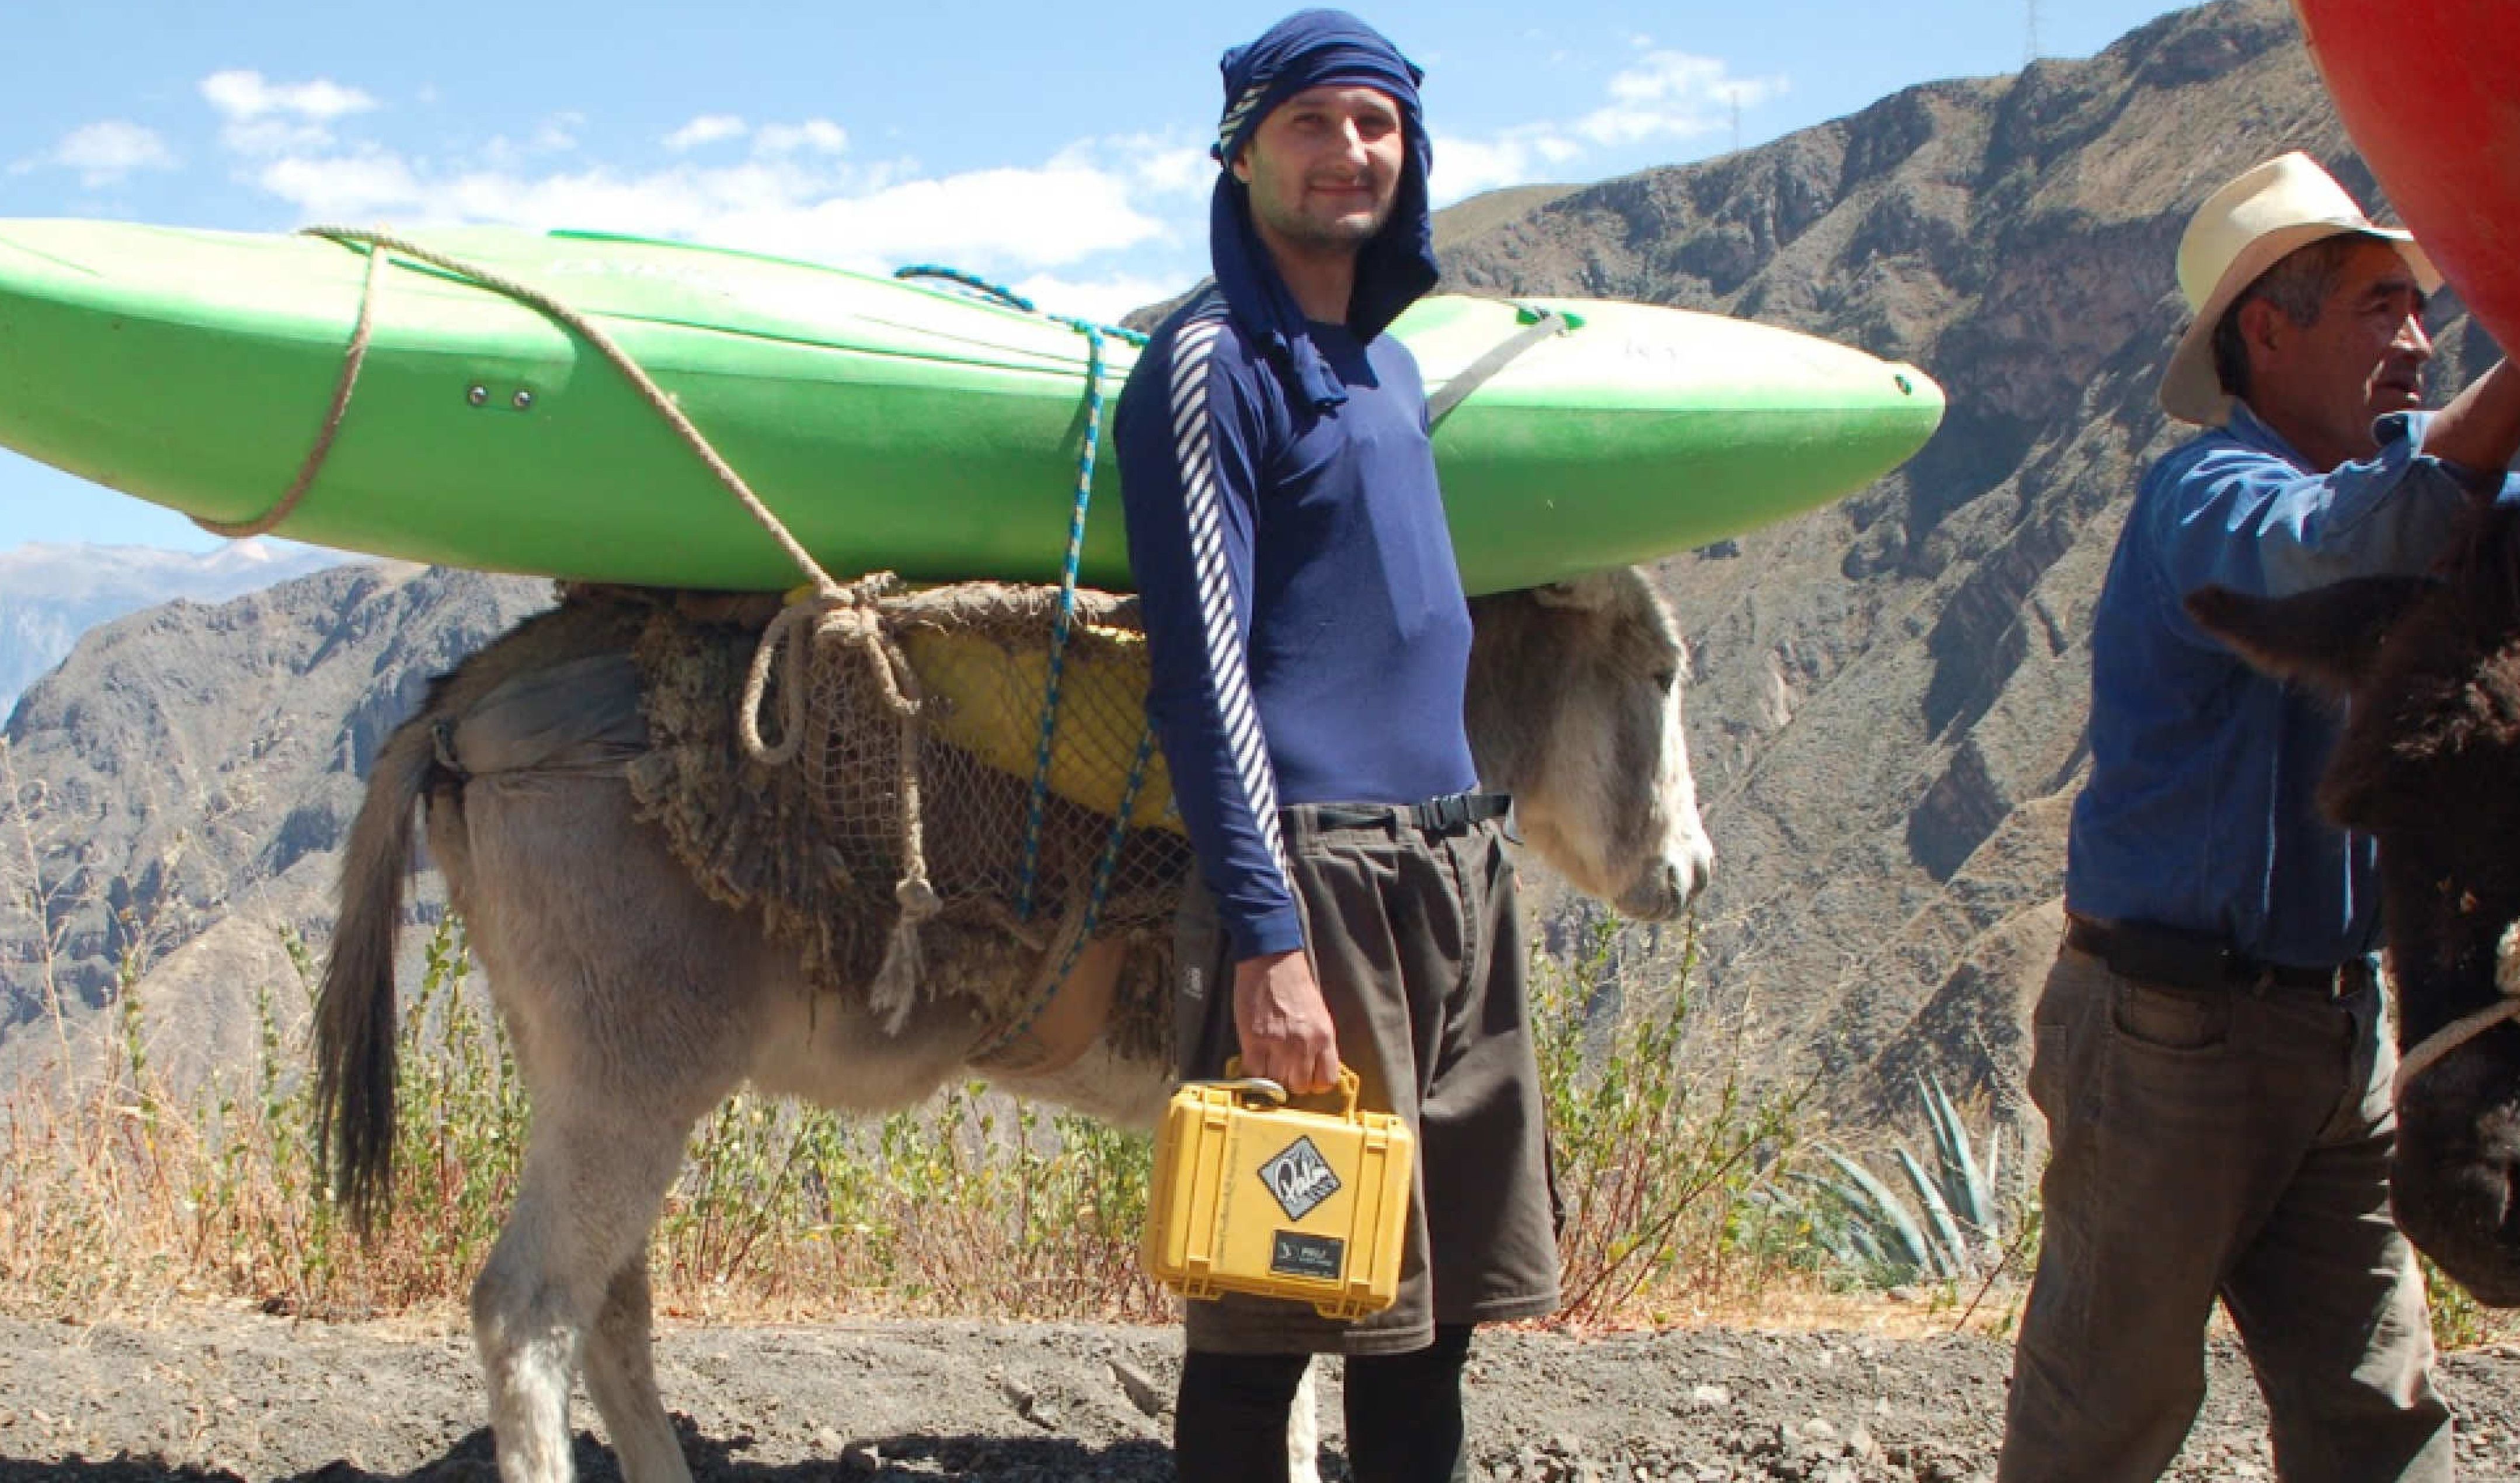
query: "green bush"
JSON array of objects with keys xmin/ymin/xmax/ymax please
[{"xmin": 1532, "ymin": 915, "xmax": 1819, "ymax": 1321}]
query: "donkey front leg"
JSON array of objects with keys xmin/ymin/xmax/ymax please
[{"xmin": 474, "ymin": 1103, "xmax": 692, "ymax": 1483}]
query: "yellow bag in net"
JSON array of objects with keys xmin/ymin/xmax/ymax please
[{"xmin": 899, "ymin": 619, "xmax": 1181, "ymax": 833}]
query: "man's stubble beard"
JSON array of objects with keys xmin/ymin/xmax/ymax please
[{"xmin": 1252, "ymin": 189, "xmax": 1394, "ymax": 253}]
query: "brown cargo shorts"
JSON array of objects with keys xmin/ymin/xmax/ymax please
[{"xmin": 1171, "ymin": 802, "xmax": 1562, "ymax": 1357}]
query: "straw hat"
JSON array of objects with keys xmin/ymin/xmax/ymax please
[{"xmin": 2159, "ymin": 151, "xmax": 2441, "ymax": 426}]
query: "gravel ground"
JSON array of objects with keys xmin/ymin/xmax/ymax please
[{"xmin": 0, "ymin": 1306, "xmax": 2510, "ymax": 1480}]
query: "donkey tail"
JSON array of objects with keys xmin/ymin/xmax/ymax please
[{"xmin": 315, "ymin": 712, "xmax": 442, "ymax": 1236}]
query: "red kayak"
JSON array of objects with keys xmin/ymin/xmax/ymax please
[{"xmin": 2293, "ymin": 1, "xmax": 2520, "ymax": 351}]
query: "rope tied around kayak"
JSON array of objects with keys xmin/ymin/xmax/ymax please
[
  {"xmin": 284, "ymin": 227, "xmax": 858, "ymax": 597},
  {"xmin": 190, "ymin": 239, "xmax": 392, "ymax": 541}
]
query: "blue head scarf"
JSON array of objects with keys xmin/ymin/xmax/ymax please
[{"xmin": 1212, "ymin": 9, "xmax": 1437, "ymax": 410}]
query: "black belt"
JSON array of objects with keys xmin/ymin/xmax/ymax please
[
  {"xmin": 2064, "ymin": 913, "xmax": 2368, "ymax": 997},
  {"xmin": 1298, "ymin": 791, "xmax": 1511, "ymax": 834}
]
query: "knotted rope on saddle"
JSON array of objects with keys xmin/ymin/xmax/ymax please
[
  {"xmin": 2394, "ymin": 922, "xmax": 2520, "ymax": 1099},
  {"xmin": 740, "ymin": 573, "xmax": 942, "ymax": 1025}
]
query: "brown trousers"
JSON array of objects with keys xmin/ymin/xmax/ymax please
[
  {"xmin": 1996, "ymin": 944, "xmax": 2451, "ymax": 1482},
  {"xmin": 1174, "ymin": 806, "xmax": 1561, "ymax": 1357}
]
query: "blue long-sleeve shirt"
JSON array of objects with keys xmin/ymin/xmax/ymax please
[
  {"xmin": 1116, "ymin": 287, "xmax": 1479, "ymax": 960},
  {"xmin": 2066, "ymin": 402, "xmax": 2511, "ymax": 966}
]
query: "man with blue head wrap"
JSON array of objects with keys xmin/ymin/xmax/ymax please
[
  {"xmin": 1204, "ymin": 8, "xmax": 1439, "ymax": 411},
  {"xmin": 1115, "ymin": 11, "xmax": 1560, "ymax": 1480}
]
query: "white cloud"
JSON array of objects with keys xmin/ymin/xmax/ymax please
[
  {"xmin": 1433, "ymin": 51, "xmax": 1786, "ymax": 201},
  {"xmin": 1050, "ymin": 132, "xmax": 1213, "ymax": 200},
  {"xmin": 253, "ymin": 152, "xmax": 422, "ymax": 220},
  {"xmin": 1578, "ymin": 51, "xmax": 1786, "ymax": 147},
  {"xmin": 1132, "ymin": 144, "xmax": 1213, "ymax": 199},
  {"xmin": 754, "ymin": 119, "xmax": 848, "ymax": 156},
  {"xmin": 24, "ymin": 120, "xmax": 179, "ymax": 188},
  {"xmin": 1429, "ymin": 129, "xmax": 1561, "ymax": 203},
  {"xmin": 478, "ymin": 112, "xmax": 586, "ymax": 170},
  {"xmin": 729, "ymin": 166, "xmax": 1163, "ymax": 267},
  {"xmin": 193, "ymin": 47, "xmax": 1783, "ymax": 304},
  {"xmin": 241, "ymin": 136, "xmax": 1162, "ymax": 275},
  {"xmin": 214, "ymin": 80, "xmax": 1185, "ymax": 280},
  {"xmin": 665, "ymin": 114, "xmax": 747, "ymax": 152},
  {"xmin": 200, "ymin": 69, "xmax": 377, "ymax": 123},
  {"xmin": 201, "ymin": 70, "xmax": 379, "ymax": 156}
]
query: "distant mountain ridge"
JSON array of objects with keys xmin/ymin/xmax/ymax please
[
  {"xmin": 0, "ymin": 540, "xmax": 349, "ymax": 716},
  {"xmin": 0, "ymin": 562, "xmax": 551, "ymax": 1087}
]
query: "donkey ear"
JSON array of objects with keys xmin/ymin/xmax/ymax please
[
  {"xmin": 1532, "ymin": 572, "xmax": 1618, "ymax": 611},
  {"xmin": 2182, "ymin": 576, "xmax": 2436, "ymax": 698}
]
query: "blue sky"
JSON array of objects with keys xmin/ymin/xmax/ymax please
[{"xmin": 1, "ymin": 0, "xmax": 2190, "ymax": 553}]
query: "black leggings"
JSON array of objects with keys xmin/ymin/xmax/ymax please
[{"xmin": 1173, "ymin": 1325, "xmax": 1475, "ymax": 1483}]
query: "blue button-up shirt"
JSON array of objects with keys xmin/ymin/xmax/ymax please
[{"xmin": 2066, "ymin": 403, "xmax": 2506, "ymax": 967}]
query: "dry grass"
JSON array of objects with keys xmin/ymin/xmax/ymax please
[
  {"xmin": 1, "ymin": 869, "xmax": 2506, "ymax": 1363},
  {"xmin": 0, "ymin": 900, "xmax": 1837, "ymax": 1332},
  {"xmin": 0, "ymin": 914, "xmax": 1180, "ymax": 1327}
]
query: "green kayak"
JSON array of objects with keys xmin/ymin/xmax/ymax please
[{"xmin": 0, "ymin": 220, "xmax": 1944, "ymax": 594}]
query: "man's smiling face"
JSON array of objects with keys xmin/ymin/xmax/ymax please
[{"xmin": 1231, "ymin": 83, "xmax": 1405, "ymax": 257}]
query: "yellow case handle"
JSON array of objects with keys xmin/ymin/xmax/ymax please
[{"xmin": 1216, "ymin": 1057, "xmax": 1362, "ymax": 1120}]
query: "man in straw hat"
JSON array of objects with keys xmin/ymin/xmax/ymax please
[
  {"xmin": 1999, "ymin": 151, "xmax": 2520, "ymax": 1481},
  {"xmin": 1115, "ymin": 10, "xmax": 1558, "ymax": 1480}
]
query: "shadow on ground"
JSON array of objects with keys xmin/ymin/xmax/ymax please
[{"xmin": 0, "ymin": 1419, "xmax": 1202, "ymax": 1482}]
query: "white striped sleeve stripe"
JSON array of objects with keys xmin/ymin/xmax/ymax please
[{"xmin": 1167, "ymin": 308, "xmax": 1292, "ymax": 876}]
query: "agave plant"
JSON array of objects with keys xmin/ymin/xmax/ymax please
[{"xmin": 1799, "ymin": 1073, "xmax": 2006, "ymax": 1286}]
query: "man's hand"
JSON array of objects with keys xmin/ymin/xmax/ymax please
[{"xmin": 1233, "ymin": 950, "xmax": 1339, "ymax": 1094}]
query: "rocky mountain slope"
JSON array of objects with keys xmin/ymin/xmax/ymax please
[
  {"xmin": 0, "ymin": 563, "xmax": 548, "ymax": 1084},
  {"xmin": 1437, "ymin": 0, "xmax": 2498, "ymax": 1137},
  {"xmin": 0, "ymin": 539, "xmax": 344, "ymax": 716},
  {"xmin": 0, "ymin": 0, "xmax": 2497, "ymax": 1139}
]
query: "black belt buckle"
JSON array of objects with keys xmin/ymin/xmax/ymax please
[
  {"xmin": 1412, "ymin": 791, "xmax": 1509, "ymax": 832},
  {"xmin": 1302, "ymin": 793, "xmax": 1510, "ymax": 834}
]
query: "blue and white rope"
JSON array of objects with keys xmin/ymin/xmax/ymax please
[
  {"xmin": 1008, "ymin": 315, "xmax": 1113, "ymax": 920},
  {"xmin": 970, "ymin": 720, "xmax": 1161, "ymax": 1063},
  {"xmin": 888, "ymin": 264, "xmax": 1154, "ymax": 935},
  {"xmin": 892, "ymin": 264, "xmax": 1038, "ymax": 313}
]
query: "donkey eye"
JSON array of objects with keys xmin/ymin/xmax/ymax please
[{"xmin": 1651, "ymin": 669, "xmax": 1679, "ymax": 695}]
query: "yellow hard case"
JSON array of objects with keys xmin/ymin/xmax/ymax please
[{"xmin": 1140, "ymin": 1064, "xmax": 1415, "ymax": 1320}]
